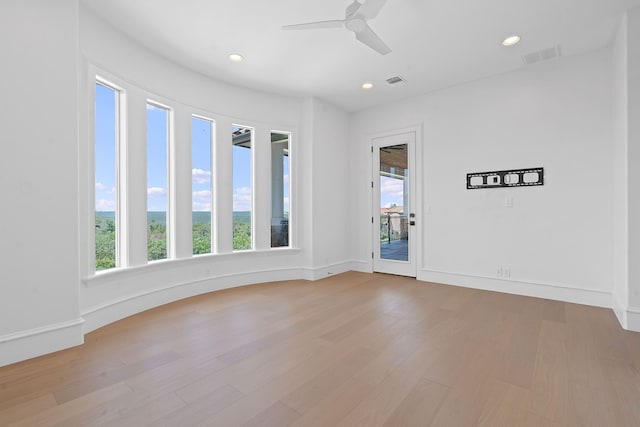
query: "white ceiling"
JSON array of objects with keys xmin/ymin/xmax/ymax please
[{"xmin": 81, "ymin": 0, "xmax": 640, "ymax": 112}]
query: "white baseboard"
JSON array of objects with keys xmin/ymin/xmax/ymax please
[
  {"xmin": 6, "ymin": 264, "xmax": 633, "ymax": 368},
  {"xmin": 82, "ymin": 263, "xmax": 353, "ymax": 334},
  {"xmin": 350, "ymin": 260, "xmax": 373, "ymax": 273},
  {"xmin": 614, "ymin": 298, "xmax": 640, "ymax": 332},
  {"xmin": 1, "ymin": 263, "xmax": 355, "ymax": 367},
  {"xmin": 0, "ymin": 318, "xmax": 84, "ymax": 368},
  {"xmin": 418, "ymin": 269, "xmax": 612, "ymax": 309},
  {"xmin": 627, "ymin": 307, "xmax": 640, "ymax": 332},
  {"xmin": 613, "ymin": 302, "xmax": 627, "ymax": 328},
  {"xmin": 304, "ymin": 261, "xmax": 353, "ymax": 281}
]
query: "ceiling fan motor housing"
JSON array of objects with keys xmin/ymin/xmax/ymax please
[
  {"xmin": 282, "ymin": 0, "xmax": 391, "ymax": 55},
  {"xmin": 346, "ymin": 1, "xmax": 362, "ymax": 18},
  {"xmin": 346, "ymin": 17, "xmax": 367, "ymax": 32}
]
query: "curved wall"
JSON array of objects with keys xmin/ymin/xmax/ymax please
[
  {"xmin": 77, "ymin": 7, "xmax": 333, "ymax": 334},
  {"xmin": 0, "ymin": 0, "xmax": 83, "ymax": 367},
  {"xmin": 1, "ymin": 1, "xmax": 352, "ymax": 367}
]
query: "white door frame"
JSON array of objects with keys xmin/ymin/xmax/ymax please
[{"xmin": 371, "ymin": 126, "xmax": 422, "ymax": 277}]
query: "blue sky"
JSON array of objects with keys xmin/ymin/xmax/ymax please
[
  {"xmin": 232, "ymin": 126, "xmax": 252, "ymax": 212},
  {"xmin": 96, "ymin": 84, "xmax": 287, "ymax": 215},
  {"xmin": 192, "ymin": 117, "xmax": 212, "ymax": 211},
  {"xmin": 380, "ymin": 175, "xmax": 404, "ymax": 209},
  {"xmin": 95, "ymin": 83, "xmax": 117, "ymax": 212},
  {"xmin": 282, "ymin": 154, "xmax": 289, "ymax": 213},
  {"xmin": 146, "ymin": 104, "xmax": 168, "ymax": 212}
]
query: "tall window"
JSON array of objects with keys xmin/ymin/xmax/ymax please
[
  {"xmin": 232, "ymin": 125, "xmax": 253, "ymax": 251},
  {"xmin": 271, "ymin": 132, "xmax": 290, "ymax": 248},
  {"xmin": 192, "ymin": 116, "xmax": 213, "ymax": 255},
  {"xmin": 147, "ymin": 103, "xmax": 170, "ymax": 261},
  {"xmin": 95, "ymin": 81, "xmax": 119, "ymax": 271}
]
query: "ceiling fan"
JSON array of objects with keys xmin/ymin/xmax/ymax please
[{"xmin": 282, "ymin": 0, "xmax": 391, "ymax": 55}]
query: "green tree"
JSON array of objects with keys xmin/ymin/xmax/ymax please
[
  {"xmin": 148, "ymin": 220, "xmax": 167, "ymax": 260},
  {"xmin": 233, "ymin": 221, "xmax": 251, "ymax": 250},
  {"xmin": 192, "ymin": 222, "xmax": 211, "ymax": 254},
  {"xmin": 95, "ymin": 215, "xmax": 116, "ymax": 270}
]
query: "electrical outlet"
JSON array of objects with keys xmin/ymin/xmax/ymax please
[
  {"xmin": 497, "ymin": 267, "xmax": 511, "ymax": 278},
  {"xmin": 504, "ymin": 197, "xmax": 513, "ymax": 208}
]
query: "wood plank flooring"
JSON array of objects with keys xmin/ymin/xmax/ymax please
[{"xmin": 1, "ymin": 272, "xmax": 640, "ymax": 426}]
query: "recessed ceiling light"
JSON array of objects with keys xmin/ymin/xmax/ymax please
[
  {"xmin": 502, "ymin": 35, "xmax": 521, "ymax": 47},
  {"xmin": 362, "ymin": 82, "xmax": 374, "ymax": 90},
  {"xmin": 229, "ymin": 53, "xmax": 244, "ymax": 62}
]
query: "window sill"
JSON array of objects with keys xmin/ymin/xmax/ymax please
[{"xmin": 84, "ymin": 247, "xmax": 302, "ymax": 288}]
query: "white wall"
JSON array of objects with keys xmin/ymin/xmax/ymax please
[
  {"xmin": 612, "ymin": 14, "xmax": 630, "ymax": 324},
  {"xmin": 0, "ymin": 0, "xmax": 83, "ymax": 366},
  {"xmin": 306, "ymin": 98, "xmax": 351, "ymax": 272},
  {"xmin": 2, "ymin": 2, "xmax": 635, "ymax": 367},
  {"xmin": 78, "ymin": 8, "xmax": 340, "ymax": 333},
  {"xmin": 611, "ymin": 7, "xmax": 640, "ymax": 331},
  {"xmin": 627, "ymin": 7, "xmax": 640, "ymax": 327},
  {"xmin": 0, "ymin": 3, "xmax": 354, "ymax": 366},
  {"xmin": 350, "ymin": 48, "xmax": 615, "ymax": 308}
]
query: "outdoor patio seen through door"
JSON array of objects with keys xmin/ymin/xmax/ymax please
[{"xmin": 372, "ymin": 131, "xmax": 417, "ymax": 277}]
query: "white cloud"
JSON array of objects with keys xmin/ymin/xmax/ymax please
[
  {"xmin": 147, "ymin": 187, "xmax": 166, "ymax": 196},
  {"xmin": 193, "ymin": 190, "xmax": 212, "ymax": 199},
  {"xmin": 233, "ymin": 186, "xmax": 252, "ymax": 211},
  {"xmin": 192, "ymin": 201, "xmax": 211, "ymax": 211},
  {"xmin": 380, "ymin": 178, "xmax": 404, "ymax": 197},
  {"xmin": 192, "ymin": 190, "xmax": 212, "ymax": 211},
  {"xmin": 192, "ymin": 168, "xmax": 211, "ymax": 184},
  {"xmin": 96, "ymin": 199, "xmax": 115, "ymax": 211},
  {"xmin": 95, "ymin": 182, "xmax": 107, "ymax": 191}
]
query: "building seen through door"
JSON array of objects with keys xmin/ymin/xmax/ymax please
[{"xmin": 379, "ymin": 144, "xmax": 408, "ymax": 261}]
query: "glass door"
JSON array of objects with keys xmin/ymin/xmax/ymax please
[{"xmin": 373, "ymin": 132, "xmax": 417, "ymax": 277}]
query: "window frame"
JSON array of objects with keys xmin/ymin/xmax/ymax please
[
  {"xmin": 231, "ymin": 123, "xmax": 255, "ymax": 252},
  {"xmin": 191, "ymin": 114, "xmax": 215, "ymax": 255},
  {"xmin": 146, "ymin": 99, "xmax": 173, "ymax": 262},
  {"xmin": 86, "ymin": 65, "xmax": 300, "ymax": 283},
  {"xmin": 270, "ymin": 130, "xmax": 292, "ymax": 249},
  {"xmin": 93, "ymin": 76, "xmax": 125, "ymax": 272}
]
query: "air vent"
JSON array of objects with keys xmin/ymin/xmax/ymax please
[
  {"xmin": 521, "ymin": 45, "xmax": 562, "ymax": 65},
  {"xmin": 386, "ymin": 76, "xmax": 407, "ymax": 85}
]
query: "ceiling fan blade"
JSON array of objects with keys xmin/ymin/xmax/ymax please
[
  {"xmin": 355, "ymin": 24, "xmax": 391, "ymax": 55},
  {"xmin": 357, "ymin": 0, "xmax": 387, "ymax": 19},
  {"xmin": 282, "ymin": 20, "xmax": 344, "ymax": 30}
]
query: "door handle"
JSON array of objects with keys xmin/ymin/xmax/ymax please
[
  {"xmin": 410, "ymin": 221, "xmax": 415, "ymax": 226},
  {"xmin": 409, "ymin": 213, "xmax": 415, "ymax": 226}
]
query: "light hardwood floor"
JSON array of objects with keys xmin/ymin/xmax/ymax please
[{"xmin": 1, "ymin": 272, "xmax": 640, "ymax": 426}]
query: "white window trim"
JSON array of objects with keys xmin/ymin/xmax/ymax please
[
  {"xmin": 86, "ymin": 64, "xmax": 299, "ymax": 281},
  {"xmin": 231, "ymin": 123, "xmax": 256, "ymax": 252},
  {"xmin": 191, "ymin": 113, "xmax": 216, "ymax": 255},
  {"xmin": 93, "ymin": 76, "xmax": 126, "ymax": 273},
  {"xmin": 270, "ymin": 129, "xmax": 293, "ymax": 249},
  {"xmin": 146, "ymin": 99, "xmax": 174, "ymax": 262}
]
